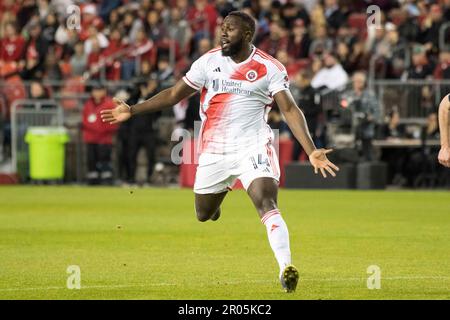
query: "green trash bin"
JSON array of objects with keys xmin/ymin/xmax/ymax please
[{"xmin": 25, "ymin": 127, "xmax": 69, "ymax": 180}]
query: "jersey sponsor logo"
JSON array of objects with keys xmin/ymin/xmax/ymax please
[
  {"xmin": 245, "ymin": 70, "xmax": 258, "ymax": 82},
  {"xmin": 221, "ymin": 79, "xmax": 252, "ymax": 96}
]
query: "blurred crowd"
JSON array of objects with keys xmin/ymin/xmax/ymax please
[{"xmin": 0, "ymin": 0, "xmax": 449, "ymax": 186}]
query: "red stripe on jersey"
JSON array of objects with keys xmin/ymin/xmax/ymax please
[
  {"xmin": 207, "ymin": 47, "xmax": 222, "ymax": 54},
  {"xmin": 230, "ymin": 59, "xmax": 267, "ymax": 82},
  {"xmin": 256, "ymin": 49, "xmax": 285, "ymax": 71},
  {"xmin": 183, "ymin": 76, "xmax": 200, "ymax": 90},
  {"xmin": 256, "ymin": 49, "xmax": 285, "ymax": 72},
  {"xmin": 200, "ymin": 93, "xmax": 232, "ymax": 153},
  {"xmin": 266, "ymin": 143, "xmax": 279, "ymax": 177}
]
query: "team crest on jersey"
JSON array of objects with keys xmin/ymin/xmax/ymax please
[{"xmin": 245, "ymin": 70, "xmax": 258, "ymax": 82}]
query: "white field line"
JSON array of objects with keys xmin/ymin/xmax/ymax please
[
  {"xmin": 0, "ymin": 276, "xmax": 449, "ymax": 292},
  {"xmin": 0, "ymin": 283, "xmax": 175, "ymax": 292}
]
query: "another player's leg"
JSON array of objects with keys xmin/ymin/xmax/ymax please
[
  {"xmin": 194, "ymin": 192, "xmax": 228, "ymax": 222},
  {"xmin": 247, "ymin": 177, "xmax": 298, "ymax": 292}
]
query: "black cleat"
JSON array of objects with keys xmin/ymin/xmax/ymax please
[{"xmin": 280, "ymin": 265, "xmax": 299, "ymax": 293}]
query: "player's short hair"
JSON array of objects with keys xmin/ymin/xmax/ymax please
[{"xmin": 227, "ymin": 11, "xmax": 256, "ymax": 40}]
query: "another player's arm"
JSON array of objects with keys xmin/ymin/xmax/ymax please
[
  {"xmin": 438, "ymin": 94, "xmax": 450, "ymax": 167},
  {"xmin": 274, "ymin": 90, "xmax": 339, "ymax": 178},
  {"xmin": 101, "ymin": 80, "xmax": 197, "ymax": 124}
]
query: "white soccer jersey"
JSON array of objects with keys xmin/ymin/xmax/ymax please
[{"xmin": 182, "ymin": 45, "xmax": 290, "ymax": 154}]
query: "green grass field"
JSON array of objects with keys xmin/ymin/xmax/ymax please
[{"xmin": 0, "ymin": 186, "xmax": 449, "ymax": 300}]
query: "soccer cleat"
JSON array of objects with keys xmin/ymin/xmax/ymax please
[
  {"xmin": 280, "ymin": 265, "xmax": 299, "ymax": 293},
  {"xmin": 210, "ymin": 208, "xmax": 221, "ymax": 221}
]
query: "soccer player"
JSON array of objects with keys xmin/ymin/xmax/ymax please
[
  {"xmin": 101, "ymin": 11, "xmax": 339, "ymax": 293},
  {"xmin": 438, "ymin": 94, "xmax": 450, "ymax": 167}
]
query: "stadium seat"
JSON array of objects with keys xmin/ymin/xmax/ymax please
[{"xmin": 347, "ymin": 13, "xmax": 368, "ymax": 39}]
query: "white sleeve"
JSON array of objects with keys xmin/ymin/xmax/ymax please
[
  {"xmin": 183, "ymin": 56, "xmax": 207, "ymax": 91},
  {"xmin": 267, "ymin": 63, "xmax": 290, "ymax": 96}
]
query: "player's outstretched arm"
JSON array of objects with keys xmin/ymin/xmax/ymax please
[
  {"xmin": 101, "ymin": 79, "xmax": 197, "ymax": 124},
  {"xmin": 274, "ymin": 90, "xmax": 339, "ymax": 178},
  {"xmin": 438, "ymin": 94, "xmax": 450, "ymax": 167}
]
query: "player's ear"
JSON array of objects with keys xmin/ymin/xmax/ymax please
[{"xmin": 245, "ymin": 30, "xmax": 252, "ymax": 42}]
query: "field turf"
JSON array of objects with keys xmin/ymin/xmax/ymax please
[{"xmin": 0, "ymin": 186, "xmax": 449, "ymax": 300}]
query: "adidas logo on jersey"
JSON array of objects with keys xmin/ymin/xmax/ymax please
[{"xmin": 213, "ymin": 67, "xmax": 221, "ymax": 72}]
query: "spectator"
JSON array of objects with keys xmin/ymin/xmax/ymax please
[
  {"xmin": 132, "ymin": 59, "xmax": 154, "ymax": 86},
  {"xmin": 122, "ymin": 28, "xmax": 157, "ymax": 81},
  {"xmin": 168, "ymin": 7, "xmax": 192, "ymax": 56},
  {"xmin": 23, "ymin": 80, "xmax": 51, "ymax": 109},
  {"xmin": 104, "ymin": 9, "xmax": 121, "ymax": 35},
  {"xmin": 144, "ymin": 10, "xmax": 167, "ymax": 43},
  {"xmin": 16, "ymin": 0, "xmax": 37, "ymax": 31},
  {"xmin": 43, "ymin": 49, "xmax": 62, "ymax": 82},
  {"xmin": 287, "ymin": 18, "xmax": 311, "ymax": 59},
  {"xmin": 125, "ymin": 74, "xmax": 161, "ymax": 185},
  {"xmin": 404, "ymin": 45, "xmax": 435, "ymax": 117},
  {"xmin": 311, "ymin": 51, "xmax": 349, "ymax": 91},
  {"xmin": 82, "ymin": 83, "xmax": 117, "ymax": 185},
  {"xmin": 379, "ymin": 108, "xmax": 407, "ymax": 140},
  {"xmin": 397, "ymin": 7, "xmax": 420, "ymax": 43},
  {"xmin": 153, "ymin": 0, "xmax": 171, "ymax": 25},
  {"xmin": 419, "ymin": 4, "xmax": 444, "ymax": 54},
  {"xmin": 290, "ymin": 70, "xmax": 323, "ymax": 161},
  {"xmin": 120, "ymin": 11, "xmax": 140, "ymax": 42},
  {"xmin": 41, "ymin": 11, "xmax": 59, "ymax": 44},
  {"xmin": 102, "ymin": 28, "xmax": 125, "ymax": 80},
  {"xmin": 433, "ymin": 51, "xmax": 450, "ymax": 80},
  {"xmin": 156, "ymin": 55, "xmax": 175, "ymax": 89},
  {"xmin": 86, "ymin": 38, "xmax": 104, "ymax": 79},
  {"xmin": 267, "ymin": 107, "xmax": 291, "ymax": 139},
  {"xmin": 258, "ymin": 21, "xmax": 288, "ymax": 57},
  {"xmin": 79, "ymin": 3, "xmax": 104, "ymax": 41},
  {"xmin": 216, "ymin": 0, "xmax": 237, "ymax": 19},
  {"xmin": 324, "ymin": 0, "xmax": 346, "ymax": 35},
  {"xmin": 340, "ymin": 71, "xmax": 380, "ymax": 161},
  {"xmin": 187, "ymin": 0, "xmax": 218, "ymax": 40},
  {"xmin": 84, "ymin": 25, "xmax": 109, "ymax": 55},
  {"xmin": 70, "ymin": 41, "xmax": 88, "ymax": 77},
  {"xmin": 20, "ymin": 21, "xmax": 49, "ymax": 80},
  {"xmin": 0, "ymin": 22, "xmax": 25, "ymax": 68},
  {"xmin": 308, "ymin": 25, "xmax": 333, "ymax": 57},
  {"xmin": 422, "ymin": 111, "xmax": 440, "ymax": 140},
  {"xmin": 98, "ymin": 0, "xmax": 121, "ymax": 24},
  {"xmin": 192, "ymin": 37, "xmax": 212, "ymax": 61}
]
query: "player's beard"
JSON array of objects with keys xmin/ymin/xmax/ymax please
[{"xmin": 221, "ymin": 37, "xmax": 245, "ymax": 57}]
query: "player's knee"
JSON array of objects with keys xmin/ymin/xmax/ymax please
[{"xmin": 257, "ymin": 198, "xmax": 277, "ymax": 214}]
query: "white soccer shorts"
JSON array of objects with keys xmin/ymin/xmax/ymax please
[{"xmin": 193, "ymin": 143, "xmax": 280, "ymax": 194}]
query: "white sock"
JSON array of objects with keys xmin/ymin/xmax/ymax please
[{"xmin": 261, "ymin": 209, "xmax": 292, "ymax": 275}]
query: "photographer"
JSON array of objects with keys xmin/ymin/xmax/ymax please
[{"xmin": 340, "ymin": 72, "xmax": 380, "ymax": 161}]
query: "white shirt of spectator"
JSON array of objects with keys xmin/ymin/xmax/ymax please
[
  {"xmin": 311, "ymin": 63, "xmax": 349, "ymax": 91},
  {"xmin": 84, "ymin": 33, "xmax": 110, "ymax": 55},
  {"xmin": 182, "ymin": 45, "xmax": 290, "ymax": 154}
]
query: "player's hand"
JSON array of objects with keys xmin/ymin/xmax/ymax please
[
  {"xmin": 438, "ymin": 146, "xmax": 450, "ymax": 167},
  {"xmin": 309, "ymin": 148, "xmax": 340, "ymax": 178},
  {"xmin": 100, "ymin": 98, "xmax": 131, "ymax": 124}
]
